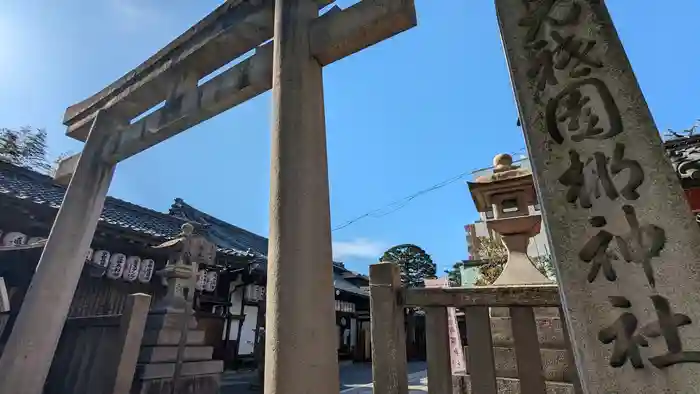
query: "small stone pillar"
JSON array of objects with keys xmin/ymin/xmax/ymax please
[
  {"xmin": 131, "ymin": 223, "xmax": 223, "ymax": 394},
  {"xmin": 467, "ymin": 154, "xmax": 552, "ymax": 286}
]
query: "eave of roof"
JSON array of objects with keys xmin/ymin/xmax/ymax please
[{"xmin": 0, "ymin": 162, "xmax": 253, "ymax": 258}]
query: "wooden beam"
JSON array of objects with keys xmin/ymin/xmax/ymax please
[{"xmin": 64, "ymin": 0, "xmax": 333, "ymax": 142}]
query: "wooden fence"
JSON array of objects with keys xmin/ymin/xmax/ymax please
[
  {"xmin": 44, "ymin": 293, "xmax": 151, "ymax": 394},
  {"xmin": 369, "ymin": 263, "xmax": 583, "ymax": 394}
]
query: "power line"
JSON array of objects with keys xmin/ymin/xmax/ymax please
[{"xmin": 332, "ymin": 147, "xmax": 527, "ymax": 232}]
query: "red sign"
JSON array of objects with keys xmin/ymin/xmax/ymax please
[{"xmin": 685, "ymin": 188, "xmax": 700, "ymax": 213}]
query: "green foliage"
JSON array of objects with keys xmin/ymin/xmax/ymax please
[
  {"xmin": 0, "ymin": 127, "xmax": 51, "ymax": 173},
  {"xmin": 531, "ymin": 254, "xmax": 557, "ymax": 281},
  {"xmin": 0, "ymin": 126, "xmax": 72, "ymax": 177},
  {"xmin": 474, "ymin": 236, "xmax": 507, "ymax": 286},
  {"xmin": 473, "ymin": 236, "xmax": 557, "ymax": 285},
  {"xmin": 444, "ymin": 262, "xmax": 463, "ymax": 287},
  {"xmin": 379, "ymin": 244, "xmax": 436, "ymax": 288}
]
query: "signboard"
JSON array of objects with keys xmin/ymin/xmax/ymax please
[{"xmin": 423, "ymin": 277, "xmax": 466, "ymax": 375}]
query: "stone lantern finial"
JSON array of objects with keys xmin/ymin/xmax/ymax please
[
  {"xmin": 493, "ymin": 153, "xmax": 514, "ymax": 172},
  {"xmin": 181, "ymin": 222, "xmax": 194, "ymax": 236}
]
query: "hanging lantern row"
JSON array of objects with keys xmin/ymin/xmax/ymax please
[
  {"xmin": 0, "ymin": 231, "xmax": 42, "ymax": 247},
  {"xmin": 196, "ymin": 269, "xmax": 218, "ymax": 293},
  {"xmin": 0, "ymin": 230, "xmax": 155, "ymax": 284},
  {"xmin": 87, "ymin": 249, "xmax": 155, "ymax": 284},
  {"xmin": 1, "ymin": 231, "xmax": 218, "ymax": 291}
]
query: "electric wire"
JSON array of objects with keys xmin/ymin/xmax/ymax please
[{"xmin": 332, "ymin": 147, "xmax": 527, "ymax": 232}]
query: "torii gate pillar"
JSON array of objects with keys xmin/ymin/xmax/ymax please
[{"xmin": 265, "ymin": 0, "xmax": 337, "ymax": 392}]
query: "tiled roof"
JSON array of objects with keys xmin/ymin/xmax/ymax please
[
  {"xmin": 170, "ymin": 199, "xmax": 370, "ymax": 297},
  {"xmin": 664, "ymin": 135, "xmax": 700, "ymax": 188},
  {"xmin": 169, "ymin": 198, "xmax": 268, "ymax": 258},
  {"xmin": 333, "ymin": 272, "xmax": 368, "ymax": 297},
  {"xmin": 0, "ymin": 161, "xmax": 252, "ymax": 257}
]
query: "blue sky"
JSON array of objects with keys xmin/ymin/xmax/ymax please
[{"xmin": 0, "ymin": 0, "xmax": 698, "ymax": 275}]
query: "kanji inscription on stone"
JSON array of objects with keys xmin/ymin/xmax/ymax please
[
  {"xmin": 546, "ymin": 78, "xmax": 622, "ymax": 144},
  {"xmin": 559, "ymin": 144, "xmax": 644, "ymax": 209},
  {"xmin": 578, "ymin": 205, "xmax": 665, "ymax": 286},
  {"xmin": 600, "ymin": 296, "xmax": 700, "ymax": 369}
]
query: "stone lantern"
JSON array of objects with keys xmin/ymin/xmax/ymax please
[
  {"xmin": 132, "ymin": 222, "xmax": 223, "ymax": 394},
  {"xmin": 467, "ymin": 154, "xmax": 551, "ymax": 285},
  {"xmin": 151, "ymin": 222, "xmax": 217, "ymax": 314}
]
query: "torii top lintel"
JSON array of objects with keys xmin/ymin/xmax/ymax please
[{"xmin": 61, "ymin": 0, "xmax": 417, "ymax": 152}]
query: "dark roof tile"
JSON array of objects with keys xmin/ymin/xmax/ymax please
[
  {"xmin": 0, "ymin": 162, "xmax": 370, "ymax": 297},
  {"xmin": 0, "ymin": 162, "xmax": 251, "ymax": 257}
]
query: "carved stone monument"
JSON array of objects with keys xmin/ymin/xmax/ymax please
[
  {"xmin": 131, "ymin": 223, "xmax": 222, "ymax": 394},
  {"xmin": 497, "ymin": 0, "xmax": 700, "ymax": 392}
]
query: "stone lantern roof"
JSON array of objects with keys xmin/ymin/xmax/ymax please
[
  {"xmin": 474, "ymin": 153, "xmax": 532, "ymax": 183},
  {"xmin": 467, "ymin": 153, "xmax": 537, "ymax": 218}
]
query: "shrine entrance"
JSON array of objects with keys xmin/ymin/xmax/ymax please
[{"xmin": 0, "ymin": 1, "xmax": 417, "ymax": 393}]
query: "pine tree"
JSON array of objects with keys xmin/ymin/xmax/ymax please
[
  {"xmin": 444, "ymin": 262, "xmax": 463, "ymax": 287},
  {"xmin": 379, "ymin": 244, "xmax": 436, "ymax": 288},
  {"xmin": 0, "ymin": 127, "xmax": 51, "ymax": 173}
]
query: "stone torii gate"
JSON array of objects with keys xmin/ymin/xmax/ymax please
[{"xmin": 0, "ymin": 1, "xmax": 417, "ymax": 393}]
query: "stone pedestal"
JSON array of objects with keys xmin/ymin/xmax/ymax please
[
  {"xmin": 490, "ymin": 216, "xmax": 551, "ymax": 286},
  {"xmin": 133, "ymin": 223, "xmax": 222, "ymax": 394},
  {"xmin": 131, "ymin": 312, "xmax": 222, "ymax": 394}
]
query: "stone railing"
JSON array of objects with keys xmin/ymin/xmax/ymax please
[{"xmin": 369, "ymin": 263, "xmax": 583, "ymax": 394}]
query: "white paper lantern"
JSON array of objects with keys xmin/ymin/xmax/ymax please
[
  {"xmin": 196, "ymin": 269, "xmax": 207, "ymax": 291},
  {"xmin": 84, "ymin": 248, "xmax": 94, "ymax": 264},
  {"xmin": 92, "ymin": 250, "xmax": 111, "ymax": 268},
  {"xmin": 123, "ymin": 256, "xmax": 141, "ymax": 282},
  {"xmin": 138, "ymin": 259, "xmax": 155, "ymax": 283},
  {"xmin": 3, "ymin": 232, "xmax": 26, "ymax": 246},
  {"xmin": 107, "ymin": 253, "xmax": 127, "ymax": 279},
  {"xmin": 205, "ymin": 271, "xmax": 218, "ymax": 292},
  {"xmin": 27, "ymin": 237, "xmax": 44, "ymax": 245}
]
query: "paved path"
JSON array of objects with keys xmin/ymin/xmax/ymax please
[{"xmin": 219, "ymin": 361, "xmax": 428, "ymax": 393}]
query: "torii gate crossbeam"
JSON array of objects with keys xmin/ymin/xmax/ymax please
[{"xmin": 0, "ymin": 1, "xmax": 417, "ymax": 393}]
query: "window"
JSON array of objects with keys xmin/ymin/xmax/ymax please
[{"xmin": 502, "ymin": 198, "xmax": 519, "ymax": 213}]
